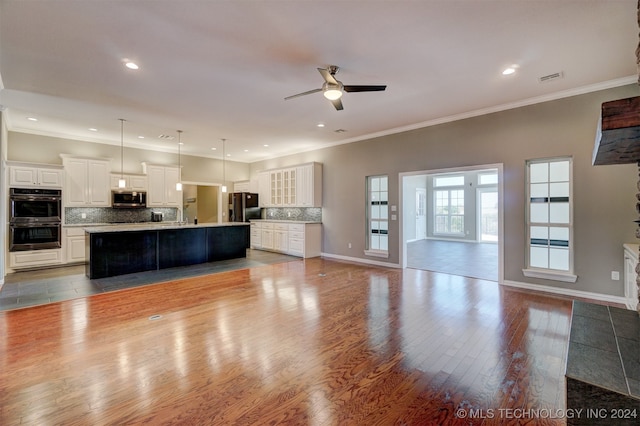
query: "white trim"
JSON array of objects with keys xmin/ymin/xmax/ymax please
[
  {"xmin": 522, "ymin": 268, "xmax": 578, "ymax": 283},
  {"xmin": 322, "ymin": 252, "xmax": 401, "ymax": 268},
  {"xmin": 364, "ymin": 249, "xmax": 389, "ymax": 259},
  {"xmin": 502, "ymin": 279, "xmax": 631, "ymax": 309},
  {"xmin": 399, "ymin": 163, "xmax": 504, "ymax": 284}
]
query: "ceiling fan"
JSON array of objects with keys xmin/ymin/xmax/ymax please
[{"xmin": 285, "ymin": 65, "xmax": 387, "ymax": 110}]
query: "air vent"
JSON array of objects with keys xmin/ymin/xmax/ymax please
[
  {"xmin": 158, "ymin": 134, "xmax": 175, "ymax": 140},
  {"xmin": 538, "ymin": 71, "xmax": 564, "ymax": 83}
]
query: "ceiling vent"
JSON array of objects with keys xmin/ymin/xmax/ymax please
[
  {"xmin": 157, "ymin": 134, "xmax": 175, "ymax": 140},
  {"xmin": 334, "ymin": 129, "xmax": 347, "ymax": 133},
  {"xmin": 538, "ymin": 71, "xmax": 564, "ymax": 83}
]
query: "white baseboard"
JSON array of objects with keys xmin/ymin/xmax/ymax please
[
  {"xmin": 502, "ymin": 279, "xmax": 634, "ymax": 309},
  {"xmin": 321, "ymin": 252, "xmax": 402, "ymax": 269}
]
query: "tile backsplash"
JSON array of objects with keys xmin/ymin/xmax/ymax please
[
  {"xmin": 65, "ymin": 207, "xmax": 179, "ymax": 224},
  {"xmin": 263, "ymin": 207, "xmax": 322, "ymax": 222}
]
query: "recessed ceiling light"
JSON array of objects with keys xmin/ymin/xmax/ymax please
[
  {"xmin": 123, "ymin": 59, "xmax": 139, "ymax": 70},
  {"xmin": 88, "ymin": 128, "xmax": 98, "ymax": 132},
  {"xmin": 138, "ymin": 135, "xmax": 144, "ymax": 139},
  {"xmin": 263, "ymin": 144, "xmax": 269, "ymax": 147},
  {"xmin": 502, "ymin": 66, "xmax": 517, "ymax": 76},
  {"xmin": 211, "ymin": 147, "xmax": 217, "ymax": 150},
  {"xmin": 317, "ymin": 123, "xmax": 325, "ymax": 127},
  {"xmin": 27, "ymin": 117, "xmax": 38, "ymax": 121},
  {"xmin": 244, "ymin": 149, "xmax": 249, "ymax": 152},
  {"xmin": 226, "ymin": 154, "xmax": 231, "ymax": 157}
]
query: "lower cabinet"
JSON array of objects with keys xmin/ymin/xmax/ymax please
[
  {"xmin": 65, "ymin": 227, "xmax": 87, "ymax": 263},
  {"xmin": 250, "ymin": 221, "xmax": 321, "ymax": 258},
  {"xmin": 9, "ymin": 249, "xmax": 63, "ymax": 269}
]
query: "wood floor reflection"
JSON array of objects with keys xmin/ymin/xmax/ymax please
[{"xmin": 0, "ymin": 258, "xmax": 574, "ymax": 425}]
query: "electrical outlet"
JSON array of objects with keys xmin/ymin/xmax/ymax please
[
  {"xmin": 81, "ymin": 213, "xmax": 87, "ymax": 219},
  {"xmin": 611, "ymin": 271, "xmax": 620, "ymax": 281},
  {"xmin": 348, "ymin": 243, "xmax": 352, "ymax": 249}
]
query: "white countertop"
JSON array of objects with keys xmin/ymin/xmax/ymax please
[
  {"xmin": 250, "ymin": 219, "xmax": 322, "ymax": 224},
  {"xmin": 84, "ymin": 222, "xmax": 249, "ymax": 233}
]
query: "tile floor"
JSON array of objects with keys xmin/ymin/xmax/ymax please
[
  {"xmin": 0, "ymin": 249, "xmax": 299, "ymax": 311},
  {"xmin": 406, "ymin": 239, "xmax": 498, "ymax": 281}
]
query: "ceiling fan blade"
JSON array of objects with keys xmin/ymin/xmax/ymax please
[
  {"xmin": 284, "ymin": 88, "xmax": 322, "ymax": 100},
  {"xmin": 318, "ymin": 68, "xmax": 339, "ymax": 85},
  {"xmin": 343, "ymin": 85, "xmax": 387, "ymax": 92},
  {"xmin": 330, "ymin": 98, "xmax": 344, "ymax": 111}
]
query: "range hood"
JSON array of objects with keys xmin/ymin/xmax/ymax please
[{"xmin": 592, "ymin": 95, "xmax": 640, "ymax": 165}]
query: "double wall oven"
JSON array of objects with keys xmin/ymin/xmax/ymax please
[{"xmin": 9, "ymin": 188, "xmax": 62, "ymax": 251}]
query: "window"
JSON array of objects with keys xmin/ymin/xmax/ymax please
[
  {"xmin": 433, "ymin": 174, "xmax": 464, "ymax": 235},
  {"xmin": 366, "ymin": 175, "xmax": 388, "ymax": 257},
  {"xmin": 524, "ymin": 157, "xmax": 576, "ymax": 282}
]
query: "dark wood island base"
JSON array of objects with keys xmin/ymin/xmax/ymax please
[{"xmin": 85, "ymin": 223, "xmax": 250, "ymax": 279}]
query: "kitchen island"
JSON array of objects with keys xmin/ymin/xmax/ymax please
[{"xmin": 85, "ymin": 222, "xmax": 250, "ymax": 279}]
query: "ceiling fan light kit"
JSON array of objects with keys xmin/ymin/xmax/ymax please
[{"xmin": 286, "ymin": 65, "xmax": 386, "ymax": 110}]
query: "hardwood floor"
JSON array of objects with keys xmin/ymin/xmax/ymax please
[{"xmin": 0, "ymin": 258, "xmax": 577, "ymax": 425}]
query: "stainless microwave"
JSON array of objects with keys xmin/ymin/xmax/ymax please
[{"xmin": 112, "ymin": 191, "xmax": 147, "ymax": 208}]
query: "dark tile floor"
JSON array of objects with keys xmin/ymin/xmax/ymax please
[
  {"xmin": 406, "ymin": 239, "xmax": 498, "ymax": 281},
  {"xmin": 0, "ymin": 249, "xmax": 299, "ymax": 311}
]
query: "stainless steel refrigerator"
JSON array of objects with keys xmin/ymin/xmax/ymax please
[{"xmin": 229, "ymin": 192, "xmax": 261, "ymax": 222}]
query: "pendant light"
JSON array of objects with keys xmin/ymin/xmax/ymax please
[
  {"xmin": 221, "ymin": 138, "xmax": 227, "ymax": 193},
  {"xmin": 176, "ymin": 130, "xmax": 183, "ymax": 191},
  {"xmin": 118, "ymin": 119, "xmax": 126, "ymax": 188}
]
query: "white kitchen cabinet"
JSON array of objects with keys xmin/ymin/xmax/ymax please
[
  {"xmin": 250, "ymin": 221, "xmax": 262, "ymax": 248},
  {"xmin": 283, "ymin": 168, "xmax": 297, "ymax": 206},
  {"xmin": 250, "ymin": 220, "xmax": 321, "ymax": 258},
  {"xmin": 274, "ymin": 223, "xmax": 289, "ymax": 252},
  {"xmin": 623, "ymin": 243, "xmax": 639, "ymax": 311},
  {"xmin": 261, "ymin": 222, "xmax": 274, "ymax": 250},
  {"xmin": 142, "ymin": 163, "xmax": 181, "ymax": 207},
  {"xmin": 62, "ymin": 157, "xmax": 111, "ymax": 206},
  {"xmin": 8, "ymin": 163, "xmax": 64, "ymax": 188},
  {"xmin": 258, "ymin": 171, "xmax": 270, "ymax": 207},
  {"xmin": 296, "ymin": 163, "xmax": 322, "ymax": 207},
  {"xmin": 64, "ymin": 227, "xmax": 86, "ymax": 263},
  {"xmin": 9, "ymin": 249, "xmax": 63, "ymax": 269},
  {"xmin": 256, "ymin": 162, "xmax": 322, "ymax": 208},
  {"xmin": 270, "ymin": 170, "xmax": 283, "ymax": 206},
  {"xmin": 110, "ymin": 173, "xmax": 148, "ymax": 191}
]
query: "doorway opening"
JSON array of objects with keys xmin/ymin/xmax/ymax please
[{"xmin": 400, "ymin": 164, "xmax": 503, "ymax": 282}]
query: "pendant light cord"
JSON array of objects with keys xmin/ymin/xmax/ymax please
[{"xmin": 119, "ymin": 119, "xmax": 125, "ymax": 180}]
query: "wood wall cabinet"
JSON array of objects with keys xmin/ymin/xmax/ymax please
[
  {"xmin": 142, "ymin": 163, "xmax": 181, "ymax": 207},
  {"xmin": 62, "ymin": 157, "xmax": 111, "ymax": 206},
  {"xmin": 249, "ymin": 220, "xmax": 321, "ymax": 258},
  {"xmin": 8, "ymin": 162, "xmax": 64, "ymax": 188},
  {"xmin": 110, "ymin": 173, "xmax": 148, "ymax": 191},
  {"xmin": 257, "ymin": 162, "xmax": 322, "ymax": 208}
]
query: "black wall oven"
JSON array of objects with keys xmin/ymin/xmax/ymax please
[{"xmin": 9, "ymin": 188, "xmax": 62, "ymax": 251}]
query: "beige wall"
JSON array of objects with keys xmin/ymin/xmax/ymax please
[
  {"xmin": 7, "ymin": 133, "xmax": 250, "ymax": 188},
  {"xmin": 250, "ymin": 84, "xmax": 640, "ymax": 297}
]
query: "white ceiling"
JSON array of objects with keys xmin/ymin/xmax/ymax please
[{"xmin": 0, "ymin": 0, "xmax": 637, "ymax": 163}]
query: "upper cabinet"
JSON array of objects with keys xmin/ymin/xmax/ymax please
[
  {"xmin": 142, "ymin": 163, "xmax": 181, "ymax": 207},
  {"xmin": 110, "ymin": 173, "xmax": 148, "ymax": 191},
  {"xmin": 61, "ymin": 156, "xmax": 111, "ymax": 207},
  {"xmin": 258, "ymin": 162, "xmax": 322, "ymax": 208},
  {"xmin": 8, "ymin": 163, "xmax": 64, "ymax": 188},
  {"xmin": 296, "ymin": 163, "xmax": 322, "ymax": 207}
]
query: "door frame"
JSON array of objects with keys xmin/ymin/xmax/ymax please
[{"xmin": 399, "ymin": 163, "xmax": 504, "ymax": 284}]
